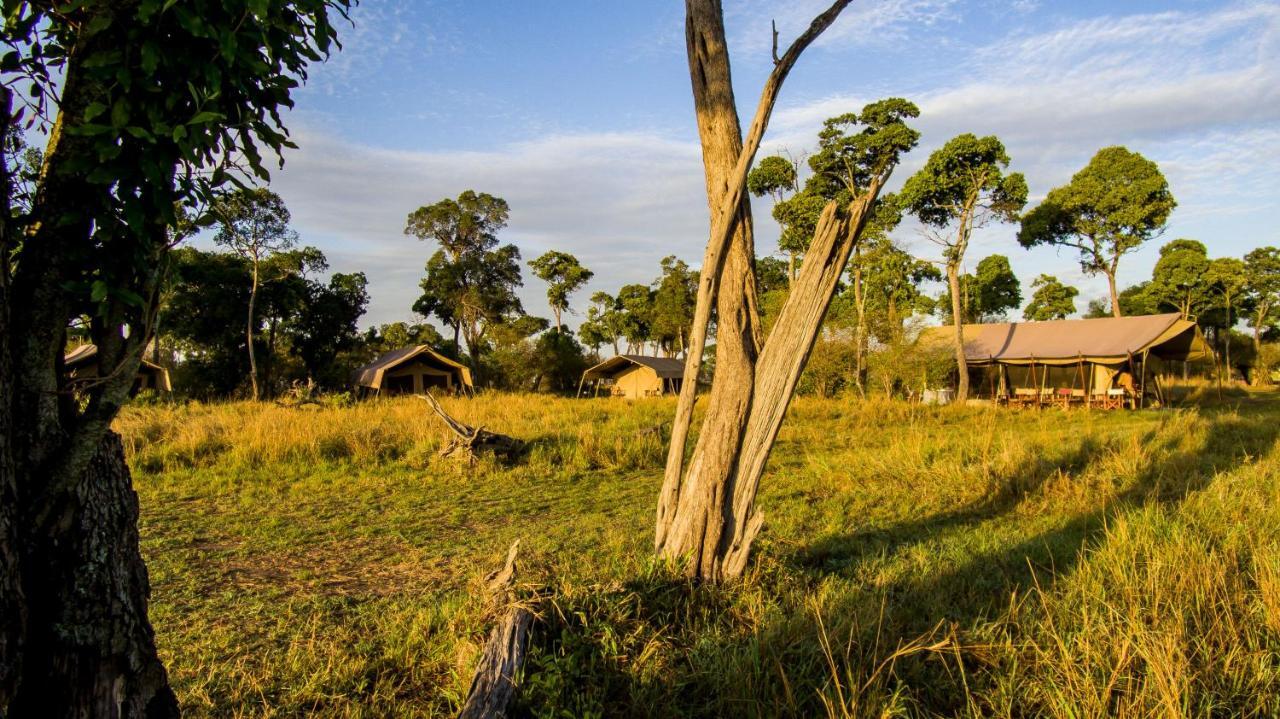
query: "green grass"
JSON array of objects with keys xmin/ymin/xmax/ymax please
[{"xmin": 120, "ymin": 385, "xmax": 1280, "ymax": 717}]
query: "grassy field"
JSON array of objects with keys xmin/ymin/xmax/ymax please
[{"xmin": 119, "ymin": 384, "xmax": 1280, "ymax": 717}]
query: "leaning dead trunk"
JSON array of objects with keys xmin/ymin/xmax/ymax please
[{"xmin": 654, "ymin": 0, "xmax": 859, "ymax": 582}]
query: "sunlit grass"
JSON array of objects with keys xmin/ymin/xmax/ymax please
[{"xmin": 121, "ymin": 385, "xmax": 1280, "ymax": 716}]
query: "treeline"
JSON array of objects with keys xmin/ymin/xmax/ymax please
[{"xmin": 146, "ymin": 119, "xmax": 1280, "ymax": 400}]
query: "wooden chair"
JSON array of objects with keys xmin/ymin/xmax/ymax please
[
  {"xmin": 1012, "ymin": 388, "xmax": 1037, "ymax": 408},
  {"xmin": 1052, "ymin": 388, "xmax": 1073, "ymax": 409}
]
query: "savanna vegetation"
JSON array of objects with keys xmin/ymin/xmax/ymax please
[{"xmin": 121, "ymin": 385, "xmax": 1280, "ymax": 716}]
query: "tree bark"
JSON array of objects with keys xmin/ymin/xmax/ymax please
[
  {"xmin": 1107, "ymin": 268, "xmax": 1122, "ymax": 318},
  {"xmin": 1, "ymin": 28, "xmax": 179, "ymax": 715},
  {"xmin": 654, "ymin": 0, "xmax": 865, "ymax": 582},
  {"xmin": 8, "ymin": 433, "xmax": 179, "ymax": 718},
  {"xmin": 247, "ymin": 258, "xmax": 260, "ymax": 400},
  {"xmin": 947, "ymin": 262, "xmax": 969, "ymax": 402}
]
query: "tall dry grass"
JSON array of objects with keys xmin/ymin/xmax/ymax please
[{"xmin": 118, "ymin": 387, "xmax": 1280, "ymax": 717}]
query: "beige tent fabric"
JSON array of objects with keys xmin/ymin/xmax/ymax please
[
  {"xmin": 581, "ymin": 354, "xmax": 687, "ymax": 380},
  {"xmin": 922, "ymin": 313, "xmax": 1213, "ymax": 366},
  {"xmin": 352, "ymin": 345, "xmax": 473, "ymax": 390},
  {"xmin": 64, "ymin": 343, "xmax": 172, "ymax": 391}
]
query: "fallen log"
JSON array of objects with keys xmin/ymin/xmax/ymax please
[
  {"xmin": 419, "ymin": 392, "xmax": 523, "ymax": 463},
  {"xmin": 458, "ymin": 541, "xmax": 534, "ymax": 719}
]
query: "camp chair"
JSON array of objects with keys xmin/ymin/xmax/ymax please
[
  {"xmin": 1012, "ymin": 388, "xmax": 1037, "ymax": 408},
  {"xmin": 1070, "ymin": 389, "xmax": 1086, "ymax": 407},
  {"xmin": 1052, "ymin": 388, "xmax": 1073, "ymax": 409}
]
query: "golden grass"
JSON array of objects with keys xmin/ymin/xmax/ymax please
[{"xmin": 120, "ymin": 387, "xmax": 1280, "ymax": 716}]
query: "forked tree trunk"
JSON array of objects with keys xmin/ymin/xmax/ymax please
[
  {"xmin": 1107, "ymin": 267, "xmax": 1122, "ymax": 318},
  {"xmin": 655, "ymin": 0, "xmax": 863, "ymax": 582}
]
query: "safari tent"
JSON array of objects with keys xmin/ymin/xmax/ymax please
[
  {"xmin": 352, "ymin": 345, "xmax": 473, "ymax": 396},
  {"xmin": 63, "ymin": 343, "xmax": 172, "ymax": 393},
  {"xmin": 578, "ymin": 355, "xmax": 687, "ymax": 399},
  {"xmin": 923, "ymin": 313, "xmax": 1213, "ymax": 407}
]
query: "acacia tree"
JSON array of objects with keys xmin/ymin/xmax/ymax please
[
  {"xmin": 616, "ymin": 283, "xmax": 654, "ymax": 354},
  {"xmin": 407, "ymin": 192, "xmax": 524, "ymax": 374},
  {"xmin": 860, "ymin": 236, "xmax": 940, "ymax": 339},
  {"xmin": 650, "ymin": 256, "xmax": 698, "ymax": 357},
  {"xmin": 212, "ymin": 188, "xmax": 299, "ymax": 400},
  {"xmin": 0, "ymin": 1, "xmax": 347, "ymax": 713},
  {"xmin": 579, "ymin": 290, "xmax": 624, "ymax": 355},
  {"xmin": 1147, "ymin": 239, "xmax": 1213, "ymax": 320},
  {"xmin": 1024, "ymin": 274, "xmax": 1079, "ymax": 321},
  {"xmin": 529, "ymin": 250, "xmax": 593, "ymax": 332},
  {"xmin": 746, "ymin": 154, "xmax": 807, "ymax": 282},
  {"xmin": 1206, "ymin": 257, "xmax": 1246, "ymax": 376},
  {"xmin": 654, "ymin": 0, "xmax": 919, "ymax": 582},
  {"xmin": 900, "ymin": 134, "xmax": 1027, "ymax": 401},
  {"xmin": 1018, "ymin": 147, "xmax": 1176, "ymax": 317},
  {"xmin": 1243, "ymin": 246, "xmax": 1280, "ymax": 385}
]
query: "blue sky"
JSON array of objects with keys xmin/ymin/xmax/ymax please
[{"xmin": 241, "ymin": 0, "xmax": 1280, "ymax": 329}]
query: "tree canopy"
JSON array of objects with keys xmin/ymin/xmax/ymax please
[
  {"xmin": 528, "ymin": 250, "xmax": 593, "ymax": 331},
  {"xmin": 1023, "ymin": 274, "xmax": 1079, "ymax": 321},
  {"xmin": 1018, "ymin": 146, "xmax": 1175, "ymax": 317}
]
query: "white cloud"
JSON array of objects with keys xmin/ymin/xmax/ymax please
[
  {"xmin": 268, "ymin": 129, "xmax": 708, "ymax": 327},
  {"xmin": 755, "ymin": 2, "xmax": 1280, "ymax": 313},
  {"xmin": 268, "ymin": 1, "xmax": 1280, "ymax": 329},
  {"xmin": 727, "ymin": 0, "xmax": 958, "ymax": 54}
]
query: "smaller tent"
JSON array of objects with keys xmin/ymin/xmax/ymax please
[
  {"xmin": 352, "ymin": 346, "xmax": 473, "ymax": 396},
  {"xmin": 578, "ymin": 355, "xmax": 686, "ymax": 399},
  {"xmin": 64, "ymin": 344, "xmax": 172, "ymax": 393}
]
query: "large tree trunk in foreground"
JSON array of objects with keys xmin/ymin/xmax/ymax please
[
  {"xmin": 654, "ymin": 0, "xmax": 863, "ymax": 582},
  {"xmin": 947, "ymin": 262, "xmax": 970, "ymax": 402},
  {"xmin": 653, "ymin": 0, "xmax": 761, "ymax": 581},
  {"xmin": 7, "ymin": 433, "xmax": 178, "ymax": 718},
  {"xmin": 1, "ymin": 47, "xmax": 177, "ymax": 715}
]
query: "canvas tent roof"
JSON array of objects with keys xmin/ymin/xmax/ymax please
[
  {"xmin": 922, "ymin": 313, "xmax": 1213, "ymax": 366},
  {"xmin": 582, "ymin": 354, "xmax": 687, "ymax": 380},
  {"xmin": 64, "ymin": 343, "xmax": 172, "ymax": 391},
  {"xmin": 352, "ymin": 345, "xmax": 473, "ymax": 389}
]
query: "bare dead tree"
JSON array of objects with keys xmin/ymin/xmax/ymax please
[{"xmin": 654, "ymin": 0, "xmax": 919, "ymax": 581}]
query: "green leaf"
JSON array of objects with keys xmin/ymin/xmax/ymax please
[{"xmin": 187, "ymin": 110, "xmax": 224, "ymax": 125}]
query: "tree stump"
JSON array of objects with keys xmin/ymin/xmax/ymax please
[
  {"xmin": 420, "ymin": 392, "xmax": 522, "ymax": 463},
  {"xmin": 458, "ymin": 541, "xmax": 534, "ymax": 719}
]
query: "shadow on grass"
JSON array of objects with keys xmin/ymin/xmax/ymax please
[{"xmin": 512, "ymin": 400, "xmax": 1280, "ymax": 718}]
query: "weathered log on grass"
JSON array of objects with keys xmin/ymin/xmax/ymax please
[
  {"xmin": 458, "ymin": 541, "xmax": 534, "ymax": 719},
  {"xmin": 420, "ymin": 392, "xmax": 522, "ymax": 463}
]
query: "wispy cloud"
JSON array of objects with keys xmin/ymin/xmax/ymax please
[
  {"xmin": 267, "ymin": 2, "xmax": 1280, "ymax": 327},
  {"xmin": 267, "ymin": 130, "xmax": 706, "ymax": 326},
  {"xmin": 727, "ymin": 0, "xmax": 959, "ymax": 54}
]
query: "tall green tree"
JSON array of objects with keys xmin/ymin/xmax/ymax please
[
  {"xmin": 406, "ymin": 192, "xmax": 524, "ymax": 375},
  {"xmin": 650, "ymin": 256, "xmax": 698, "ymax": 357},
  {"xmin": 860, "ymin": 237, "xmax": 940, "ymax": 340},
  {"xmin": 0, "ymin": 0, "xmax": 348, "ymax": 711},
  {"xmin": 287, "ymin": 272, "xmax": 369, "ymax": 387},
  {"xmin": 900, "ymin": 134, "xmax": 1027, "ymax": 400},
  {"xmin": 615, "ymin": 283, "xmax": 654, "ymax": 354},
  {"xmin": 1023, "ymin": 274, "xmax": 1079, "ymax": 321},
  {"xmin": 1018, "ymin": 147, "xmax": 1176, "ymax": 317},
  {"xmin": 747, "ymin": 154, "xmax": 805, "ymax": 282},
  {"xmin": 937, "ymin": 254, "xmax": 1023, "ymax": 323},
  {"xmin": 579, "ymin": 291, "xmax": 624, "ymax": 356},
  {"xmin": 1243, "ymin": 247, "xmax": 1280, "ymax": 385},
  {"xmin": 1206, "ymin": 257, "xmax": 1246, "ymax": 375},
  {"xmin": 528, "ymin": 250, "xmax": 593, "ymax": 331},
  {"xmin": 212, "ymin": 188, "xmax": 299, "ymax": 400},
  {"xmin": 1147, "ymin": 239, "xmax": 1213, "ymax": 320}
]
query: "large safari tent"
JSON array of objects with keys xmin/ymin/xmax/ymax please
[
  {"xmin": 926, "ymin": 313, "xmax": 1212, "ymax": 407},
  {"xmin": 63, "ymin": 343, "xmax": 172, "ymax": 393},
  {"xmin": 353, "ymin": 346, "xmax": 473, "ymax": 396},
  {"xmin": 578, "ymin": 355, "xmax": 687, "ymax": 399}
]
